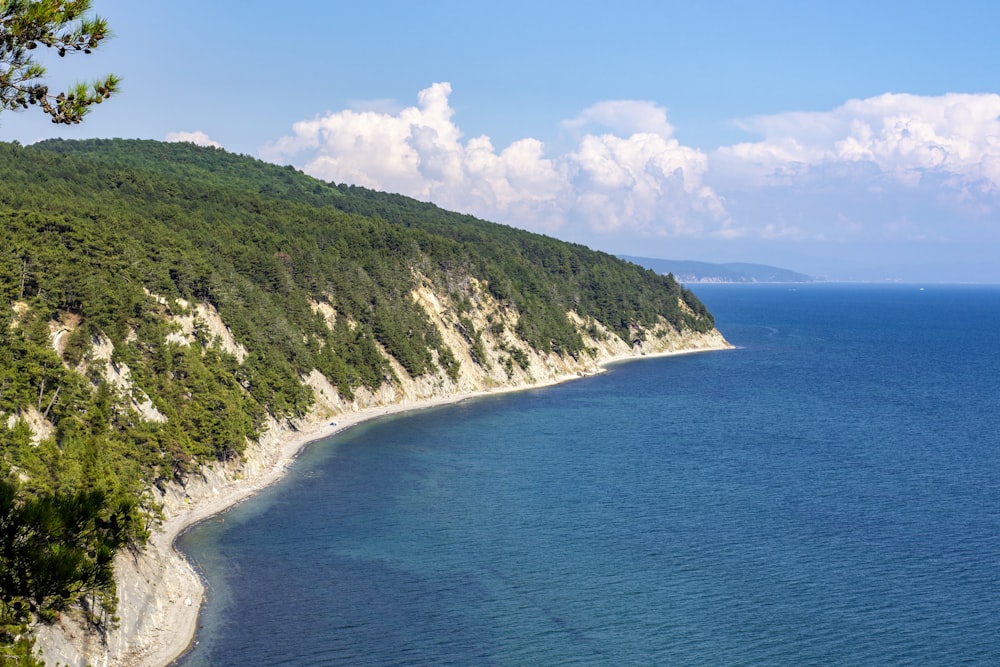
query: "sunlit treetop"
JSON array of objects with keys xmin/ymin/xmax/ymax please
[{"xmin": 0, "ymin": 0, "xmax": 118, "ymax": 124}]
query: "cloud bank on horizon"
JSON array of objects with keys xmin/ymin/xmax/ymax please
[{"xmin": 259, "ymin": 84, "xmax": 1000, "ymax": 260}]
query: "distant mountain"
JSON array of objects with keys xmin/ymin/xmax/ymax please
[{"xmin": 621, "ymin": 256, "xmax": 814, "ymax": 283}]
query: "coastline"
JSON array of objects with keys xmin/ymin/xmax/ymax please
[{"xmin": 35, "ymin": 338, "xmax": 731, "ymax": 667}]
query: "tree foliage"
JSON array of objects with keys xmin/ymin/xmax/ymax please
[
  {"xmin": 0, "ymin": 138, "xmax": 717, "ymax": 663},
  {"xmin": 0, "ymin": 137, "xmax": 716, "ymax": 424},
  {"xmin": 1, "ymin": 478, "xmax": 143, "ymax": 657},
  {"xmin": 1, "ymin": 0, "xmax": 117, "ymax": 124}
]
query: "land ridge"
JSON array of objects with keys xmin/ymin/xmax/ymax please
[
  {"xmin": 36, "ymin": 330, "xmax": 730, "ymax": 667},
  {"xmin": 621, "ymin": 255, "xmax": 814, "ymax": 283},
  {"xmin": 1, "ymin": 138, "xmax": 728, "ymax": 665}
]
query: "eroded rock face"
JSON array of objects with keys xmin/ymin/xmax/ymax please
[{"xmin": 33, "ymin": 283, "xmax": 730, "ymax": 667}]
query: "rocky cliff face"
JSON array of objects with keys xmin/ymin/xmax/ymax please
[{"xmin": 32, "ymin": 281, "xmax": 730, "ymax": 667}]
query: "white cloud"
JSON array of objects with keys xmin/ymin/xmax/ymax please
[
  {"xmin": 260, "ymin": 83, "xmax": 727, "ymax": 237},
  {"xmin": 716, "ymin": 93, "xmax": 1000, "ymax": 192},
  {"xmin": 259, "ymin": 87, "xmax": 1000, "ymax": 253},
  {"xmin": 707, "ymin": 92, "xmax": 1000, "ymax": 246},
  {"xmin": 563, "ymin": 100, "xmax": 676, "ymax": 138},
  {"xmin": 164, "ymin": 130, "xmax": 223, "ymax": 149},
  {"xmin": 567, "ymin": 131, "xmax": 724, "ymax": 235}
]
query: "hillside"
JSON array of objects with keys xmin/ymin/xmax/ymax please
[
  {"xmin": 621, "ymin": 255, "xmax": 814, "ymax": 283},
  {"xmin": 0, "ymin": 139, "xmax": 728, "ymax": 665}
]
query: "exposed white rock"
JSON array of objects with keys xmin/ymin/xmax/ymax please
[
  {"xmin": 310, "ymin": 299, "xmax": 338, "ymax": 331},
  {"xmin": 166, "ymin": 303, "xmax": 247, "ymax": 363},
  {"xmin": 9, "ymin": 300, "xmax": 29, "ymax": 328},
  {"xmin": 91, "ymin": 333, "xmax": 168, "ymax": 423},
  {"xmin": 8, "ymin": 406, "xmax": 55, "ymax": 447},
  {"xmin": 34, "ymin": 282, "xmax": 732, "ymax": 667}
]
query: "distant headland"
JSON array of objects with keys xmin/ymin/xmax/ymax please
[{"xmin": 621, "ymin": 256, "xmax": 815, "ymax": 283}]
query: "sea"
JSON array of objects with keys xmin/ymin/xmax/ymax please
[{"xmin": 174, "ymin": 283, "xmax": 1000, "ymax": 666}]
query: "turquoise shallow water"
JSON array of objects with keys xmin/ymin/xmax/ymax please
[{"xmin": 176, "ymin": 284, "xmax": 1000, "ymax": 666}]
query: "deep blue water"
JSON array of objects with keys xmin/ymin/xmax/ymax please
[{"xmin": 175, "ymin": 284, "xmax": 1000, "ymax": 666}]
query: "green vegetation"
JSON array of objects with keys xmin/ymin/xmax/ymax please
[
  {"xmin": 0, "ymin": 138, "xmax": 715, "ymax": 662},
  {"xmin": 1, "ymin": 477, "xmax": 143, "ymax": 665},
  {"xmin": 1, "ymin": 0, "xmax": 118, "ymax": 125}
]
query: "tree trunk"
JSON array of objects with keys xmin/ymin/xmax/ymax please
[{"xmin": 43, "ymin": 385, "xmax": 60, "ymax": 420}]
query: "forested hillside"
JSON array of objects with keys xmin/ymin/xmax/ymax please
[{"xmin": 0, "ymin": 138, "xmax": 717, "ymax": 663}]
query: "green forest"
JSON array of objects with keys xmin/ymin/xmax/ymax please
[{"xmin": 0, "ymin": 138, "xmax": 715, "ymax": 663}]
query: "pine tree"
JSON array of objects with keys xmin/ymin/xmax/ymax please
[{"xmin": 0, "ymin": 0, "xmax": 118, "ymax": 124}]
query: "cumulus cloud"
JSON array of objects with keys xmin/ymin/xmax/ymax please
[
  {"xmin": 164, "ymin": 130, "xmax": 223, "ymax": 149},
  {"xmin": 563, "ymin": 100, "xmax": 677, "ymax": 138},
  {"xmin": 707, "ymin": 92, "xmax": 1000, "ymax": 245},
  {"xmin": 715, "ymin": 93, "xmax": 1000, "ymax": 193},
  {"xmin": 568, "ymin": 130, "xmax": 726, "ymax": 235},
  {"xmin": 259, "ymin": 86, "xmax": 1000, "ymax": 251},
  {"xmin": 260, "ymin": 83, "xmax": 727, "ymax": 237}
]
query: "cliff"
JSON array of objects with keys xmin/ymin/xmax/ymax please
[
  {"xmin": 0, "ymin": 139, "xmax": 729, "ymax": 665},
  {"xmin": 33, "ymin": 285, "xmax": 728, "ymax": 667}
]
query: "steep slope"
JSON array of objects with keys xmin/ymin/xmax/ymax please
[{"xmin": 0, "ymin": 139, "xmax": 729, "ymax": 665}]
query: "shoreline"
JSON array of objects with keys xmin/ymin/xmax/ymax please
[{"xmin": 38, "ymin": 340, "xmax": 731, "ymax": 667}]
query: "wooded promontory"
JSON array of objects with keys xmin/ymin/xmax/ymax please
[{"xmin": 1, "ymin": 139, "xmax": 723, "ymax": 664}]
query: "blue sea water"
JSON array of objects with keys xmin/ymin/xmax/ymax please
[{"xmin": 175, "ymin": 284, "xmax": 1000, "ymax": 666}]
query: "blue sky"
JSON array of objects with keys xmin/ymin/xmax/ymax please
[{"xmin": 5, "ymin": 1, "xmax": 1000, "ymax": 282}]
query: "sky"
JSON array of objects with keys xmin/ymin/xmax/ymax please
[{"xmin": 5, "ymin": 1, "xmax": 1000, "ymax": 282}]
